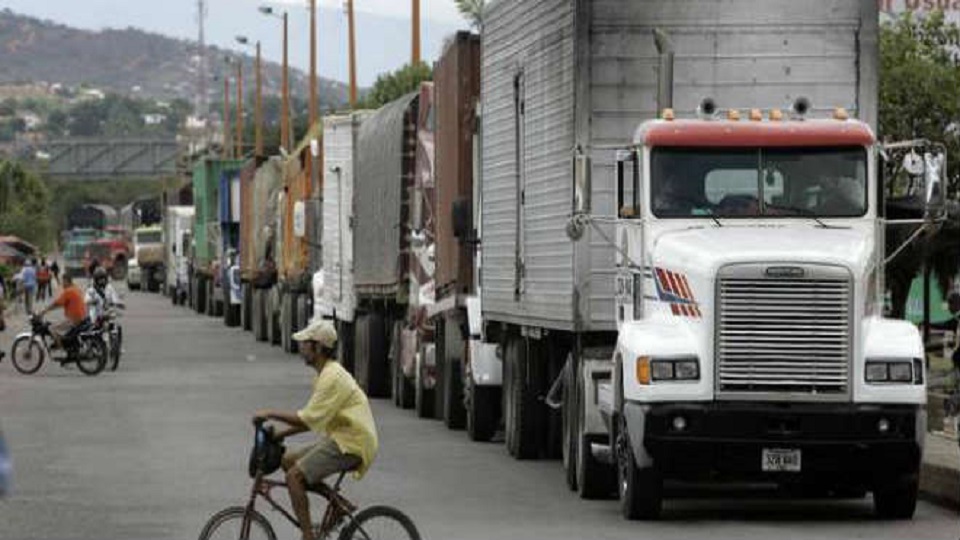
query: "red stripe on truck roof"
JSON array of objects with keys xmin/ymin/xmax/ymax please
[{"xmin": 636, "ymin": 119, "xmax": 875, "ymax": 148}]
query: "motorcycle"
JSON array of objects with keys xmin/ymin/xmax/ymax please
[
  {"xmin": 96, "ymin": 307, "xmax": 123, "ymax": 372},
  {"xmin": 8, "ymin": 315, "xmax": 107, "ymax": 376}
]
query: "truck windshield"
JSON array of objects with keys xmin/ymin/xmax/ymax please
[
  {"xmin": 651, "ymin": 147, "xmax": 867, "ymax": 218},
  {"xmin": 137, "ymin": 232, "xmax": 162, "ymax": 244}
]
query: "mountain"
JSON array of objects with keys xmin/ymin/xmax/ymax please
[{"xmin": 0, "ymin": 9, "xmax": 350, "ymax": 109}]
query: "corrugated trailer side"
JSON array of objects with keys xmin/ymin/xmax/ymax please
[{"xmin": 435, "ymin": 31, "xmax": 481, "ymax": 303}]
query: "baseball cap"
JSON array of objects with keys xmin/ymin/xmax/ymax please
[{"xmin": 292, "ymin": 319, "xmax": 338, "ymax": 348}]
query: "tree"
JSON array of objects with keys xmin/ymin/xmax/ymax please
[
  {"xmin": 358, "ymin": 62, "xmax": 433, "ymax": 110},
  {"xmin": 0, "ymin": 161, "xmax": 53, "ymax": 249},
  {"xmin": 880, "ymin": 12, "xmax": 960, "ymax": 318},
  {"xmin": 455, "ymin": 0, "xmax": 485, "ymax": 30}
]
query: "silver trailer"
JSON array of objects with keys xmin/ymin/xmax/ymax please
[{"xmin": 480, "ymin": 0, "xmax": 878, "ymax": 462}]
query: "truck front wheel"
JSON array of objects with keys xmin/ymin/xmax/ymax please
[
  {"xmin": 616, "ymin": 417, "xmax": 662, "ymax": 520},
  {"xmin": 466, "ymin": 378, "xmax": 500, "ymax": 442},
  {"xmin": 504, "ymin": 335, "xmax": 537, "ymax": 459},
  {"xmin": 873, "ymin": 476, "xmax": 919, "ymax": 520}
]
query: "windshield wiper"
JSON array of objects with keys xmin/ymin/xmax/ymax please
[{"xmin": 765, "ymin": 204, "xmax": 848, "ymax": 229}]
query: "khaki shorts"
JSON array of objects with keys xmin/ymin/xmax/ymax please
[
  {"xmin": 51, "ymin": 320, "xmax": 78, "ymax": 339},
  {"xmin": 287, "ymin": 437, "xmax": 361, "ymax": 486}
]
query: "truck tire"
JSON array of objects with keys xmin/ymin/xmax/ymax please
[
  {"xmin": 207, "ymin": 280, "xmax": 219, "ymax": 317},
  {"xmin": 574, "ymin": 358, "xmax": 616, "ymax": 500},
  {"xmin": 467, "ymin": 378, "xmax": 500, "ymax": 442},
  {"xmin": 241, "ymin": 283, "xmax": 253, "ymax": 332},
  {"xmin": 253, "ymin": 289, "xmax": 268, "ymax": 342},
  {"xmin": 504, "ymin": 335, "xmax": 538, "ymax": 460},
  {"xmin": 562, "ymin": 356, "xmax": 578, "ymax": 491},
  {"xmin": 336, "ymin": 320, "xmax": 355, "ymax": 374},
  {"xmin": 267, "ymin": 290, "xmax": 281, "ymax": 346},
  {"xmin": 196, "ymin": 276, "xmax": 207, "ymax": 315},
  {"xmin": 443, "ymin": 356, "xmax": 466, "ymax": 430},
  {"xmin": 873, "ymin": 476, "xmax": 919, "ymax": 519},
  {"xmin": 225, "ymin": 295, "xmax": 241, "ymax": 328},
  {"xmin": 356, "ymin": 312, "xmax": 388, "ymax": 398},
  {"xmin": 616, "ymin": 416, "xmax": 662, "ymax": 520},
  {"xmin": 280, "ymin": 291, "xmax": 291, "ymax": 352},
  {"xmin": 415, "ymin": 343, "xmax": 436, "ymax": 419}
]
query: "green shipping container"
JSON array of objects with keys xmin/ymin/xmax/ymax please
[{"xmin": 192, "ymin": 158, "xmax": 243, "ymax": 271}]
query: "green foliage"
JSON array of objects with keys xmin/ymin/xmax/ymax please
[
  {"xmin": 358, "ymin": 63, "xmax": 433, "ymax": 110},
  {"xmin": 880, "ymin": 11, "xmax": 960, "ymax": 190},
  {"xmin": 0, "ymin": 161, "xmax": 53, "ymax": 249},
  {"xmin": 880, "ymin": 12, "xmax": 960, "ymax": 318},
  {"xmin": 454, "ymin": 0, "xmax": 485, "ymax": 29}
]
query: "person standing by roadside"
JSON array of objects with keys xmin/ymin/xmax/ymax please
[
  {"xmin": 36, "ymin": 258, "xmax": 52, "ymax": 302},
  {"xmin": 20, "ymin": 259, "xmax": 37, "ymax": 314},
  {"xmin": 50, "ymin": 259, "xmax": 61, "ymax": 291}
]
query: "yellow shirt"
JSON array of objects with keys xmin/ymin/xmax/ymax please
[{"xmin": 297, "ymin": 361, "xmax": 379, "ymax": 478}]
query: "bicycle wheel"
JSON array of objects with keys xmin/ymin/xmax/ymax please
[
  {"xmin": 198, "ymin": 506, "xmax": 277, "ymax": 540},
  {"xmin": 338, "ymin": 506, "xmax": 421, "ymax": 540},
  {"xmin": 76, "ymin": 339, "xmax": 107, "ymax": 376},
  {"xmin": 11, "ymin": 336, "xmax": 44, "ymax": 375}
]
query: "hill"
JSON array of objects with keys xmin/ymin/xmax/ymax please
[{"xmin": 0, "ymin": 8, "xmax": 349, "ymax": 109}]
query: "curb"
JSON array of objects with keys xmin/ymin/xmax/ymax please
[{"xmin": 920, "ymin": 457, "xmax": 960, "ymax": 510}]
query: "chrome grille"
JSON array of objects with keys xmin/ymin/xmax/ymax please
[{"xmin": 716, "ymin": 264, "xmax": 852, "ymax": 397}]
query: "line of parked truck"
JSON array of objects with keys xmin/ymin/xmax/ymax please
[{"xmin": 154, "ymin": 0, "xmax": 949, "ymax": 521}]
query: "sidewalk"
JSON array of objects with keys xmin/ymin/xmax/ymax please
[{"xmin": 921, "ymin": 432, "xmax": 960, "ymax": 509}]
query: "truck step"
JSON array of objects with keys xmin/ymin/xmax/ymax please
[{"xmin": 590, "ymin": 442, "xmax": 614, "ymax": 466}]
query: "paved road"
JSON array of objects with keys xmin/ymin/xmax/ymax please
[{"xmin": 1, "ymin": 291, "xmax": 958, "ymax": 540}]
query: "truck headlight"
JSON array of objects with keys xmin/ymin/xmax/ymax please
[
  {"xmin": 644, "ymin": 357, "xmax": 700, "ymax": 383},
  {"xmin": 865, "ymin": 359, "xmax": 921, "ymax": 384}
]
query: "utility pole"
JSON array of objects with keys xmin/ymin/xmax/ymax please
[
  {"xmin": 309, "ymin": 0, "xmax": 318, "ymax": 128},
  {"xmin": 347, "ymin": 0, "xmax": 358, "ymax": 108},
  {"xmin": 236, "ymin": 60, "xmax": 243, "ymax": 159},
  {"xmin": 255, "ymin": 41, "xmax": 264, "ymax": 158},
  {"xmin": 282, "ymin": 11, "xmax": 290, "ymax": 152},
  {"xmin": 196, "ymin": 0, "xmax": 209, "ymax": 132},
  {"xmin": 222, "ymin": 74, "xmax": 231, "ymax": 159},
  {"xmin": 412, "ymin": 0, "xmax": 421, "ymax": 66}
]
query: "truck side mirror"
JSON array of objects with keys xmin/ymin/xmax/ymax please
[
  {"xmin": 923, "ymin": 152, "xmax": 946, "ymax": 215},
  {"xmin": 452, "ymin": 197, "xmax": 472, "ymax": 240},
  {"xmin": 616, "ymin": 149, "xmax": 638, "ymax": 218}
]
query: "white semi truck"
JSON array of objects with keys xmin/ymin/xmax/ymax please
[{"xmin": 477, "ymin": 0, "xmax": 934, "ymax": 520}]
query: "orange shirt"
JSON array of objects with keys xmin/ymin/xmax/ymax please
[{"xmin": 54, "ymin": 286, "xmax": 87, "ymax": 324}]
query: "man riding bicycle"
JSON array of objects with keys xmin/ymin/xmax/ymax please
[
  {"xmin": 253, "ymin": 319, "xmax": 378, "ymax": 540},
  {"xmin": 85, "ymin": 267, "xmax": 123, "ymax": 320}
]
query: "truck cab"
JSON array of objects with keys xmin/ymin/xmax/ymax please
[{"xmin": 600, "ymin": 108, "xmax": 932, "ymax": 520}]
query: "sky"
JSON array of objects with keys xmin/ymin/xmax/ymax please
[{"xmin": 0, "ymin": 0, "xmax": 472, "ymax": 86}]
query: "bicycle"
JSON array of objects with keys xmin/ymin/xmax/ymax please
[{"xmin": 199, "ymin": 421, "xmax": 421, "ymax": 540}]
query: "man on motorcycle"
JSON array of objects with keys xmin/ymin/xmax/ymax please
[
  {"xmin": 38, "ymin": 274, "xmax": 86, "ymax": 349},
  {"xmin": 86, "ymin": 267, "xmax": 123, "ymax": 320}
]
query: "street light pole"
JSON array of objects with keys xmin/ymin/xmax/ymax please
[
  {"xmin": 309, "ymin": 0, "xmax": 318, "ymax": 128},
  {"xmin": 412, "ymin": 0, "xmax": 420, "ymax": 66},
  {"xmin": 236, "ymin": 59, "xmax": 243, "ymax": 159},
  {"xmin": 255, "ymin": 40, "xmax": 263, "ymax": 158},
  {"xmin": 259, "ymin": 6, "xmax": 292, "ymax": 152},
  {"xmin": 347, "ymin": 0, "xmax": 358, "ymax": 109},
  {"xmin": 222, "ymin": 73, "xmax": 231, "ymax": 159}
]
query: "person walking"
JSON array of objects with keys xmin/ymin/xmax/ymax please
[
  {"xmin": 50, "ymin": 259, "xmax": 61, "ymax": 290},
  {"xmin": 20, "ymin": 259, "xmax": 37, "ymax": 314},
  {"xmin": 36, "ymin": 258, "xmax": 52, "ymax": 302}
]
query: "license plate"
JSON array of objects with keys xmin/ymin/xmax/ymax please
[{"xmin": 762, "ymin": 448, "xmax": 801, "ymax": 472}]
